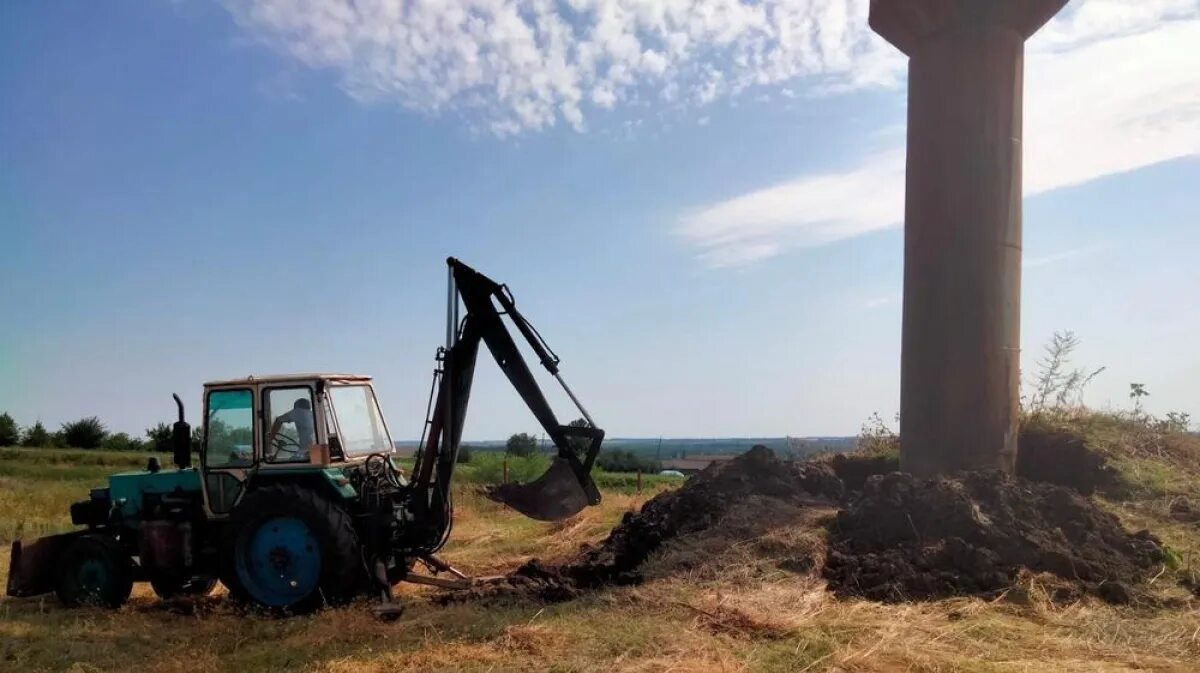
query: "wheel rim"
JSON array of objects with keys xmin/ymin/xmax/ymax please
[
  {"xmin": 236, "ymin": 516, "xmax": 322, "ymax": 607},
  {"xmin": 76, "ymin": 559, "xmax": 110, "ymax": 602}
]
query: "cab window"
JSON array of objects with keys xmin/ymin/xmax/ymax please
[
  {"xmin": 264, "ymin": 386, "xmax": 316, "ymax": 463},
  {"xmin": 205, "ymin": 389, "xmax": 254, "ymax": 468},
  {"xmin": 329, "ymin": 385, "xmax": 392, "ymax": 456}
]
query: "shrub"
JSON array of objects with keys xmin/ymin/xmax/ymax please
[
  {"xmin": 145, "ymin": 422, "xmax": 173, "ymax": 452},
  {"xmin": 60, "ymin": 416, "xmax": 107, "ymax": 449},
  {"xmin": 471, "ymin": 452, "xmax": 550, "ymax": 484},
  {"xmin": 21, "ymin": 421, "xmax": 53, "ymax": 448},
  {"xmin": 0, "ymin": 412, "xmax": 19, "ymax": 446},
  {"xmin": 456, "ymin": 443, "xmax": 473, "ymax": 464},
  {"xmin": 1026, "ymin": 331, "xmax": 1105, "ymax": 415},
  {"xmin": 103, "ymin": 432, "xmax": 145, "ymax": 452},
  {"xmin": 1160, "ymin": 411, "xmax": 1192, "ymax": 434},
  {"xmin": 505, "ymin": 432, "xmax": 539, "ymax": 457},
  {"xmin": 857, "ymin": 412, "xmax": 900, "ymax": 458}
]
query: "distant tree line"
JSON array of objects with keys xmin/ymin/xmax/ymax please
[
  {"xmin": 0, "ymin": 411, "xmax": 197, "ymax": 452},
  {"xmin": 595, "ymin": 449, "xmax": 661, "ymax": 473}
]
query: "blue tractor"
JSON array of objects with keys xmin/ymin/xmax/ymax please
[{"xmin": 7, "ymin": 259, "xmax": 605, "ymax": 613}]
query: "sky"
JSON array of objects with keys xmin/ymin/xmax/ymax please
[{"xmin": 1, "ymin": 0, "xmax": 1198, "ymax": 441}]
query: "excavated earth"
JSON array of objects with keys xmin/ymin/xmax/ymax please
[
  {"xmin": 453, "ymin": 445, "xmax": 1165, "ymax": 606},
  {"xmin": 823, "ymin": 471, "xmax": 1162, "ymax": 603}
]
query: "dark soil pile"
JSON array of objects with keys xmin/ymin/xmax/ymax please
[
  {"xmin": 450, "ymin": 447, "xmax": 1165, "ymax": 607},
  {"xmin": 824, "ymin": 424, "xmax": 1119, "ymax": 497},
  {"xmin": 827, "ymin": 452, "xmax": 899, "ymax": 493},
  {"xmin": 1017, "ymin": 424, "xmax": 1120, "ymax": 495},
  {"xmin": 824, "ymin": 471, "xmax": 1164, "ymax": 604},
  {"xmin": 446, "ymin": 446, "xmax": 841, "ymax": 603},
  {"xmin": 562, "ymin": 445, "xmax": 842, "ymax": 586}
]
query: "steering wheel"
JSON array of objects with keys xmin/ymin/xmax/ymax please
[{"xmin": 269, "ymin": 434, "xmax": 303, "ymax": 460}]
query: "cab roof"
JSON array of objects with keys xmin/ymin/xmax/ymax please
[{"xmin": 203, "ymin": 373, "xmax": 373, "ymax": 387}]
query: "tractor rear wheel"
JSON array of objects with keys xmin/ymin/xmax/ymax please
[
  {"xmin": 150, "ymin": 575, "xmax": 218, "ymax": 599},
  {"xmin": 225, "ymin": 483, "xmax": 363, "ymax": 613},
  {"xmin": 55, "ymin": 534, "xmax": 133, "ymax": 608}
]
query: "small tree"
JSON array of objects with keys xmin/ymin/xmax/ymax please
[
  {"xmin": 1161, "ymin": 411, "xmax": 1192, "ymax": 434},
  {"xmin": 0, "ymin": 412, "xmax": 19, "ymax": 446},
  {"xmin": 22, "ymin": 421, "xmax": 52, "ymax": 448},
  {"xmin": 60, "ymin": 416, "xmax": 107, "ymax": 449},
  {"xmin": 1129, "ymin": 383, "xmax": 1150, "ymax": 414},
  {"xmin": 506, "ymin": 432, "xmax": 538, "ymax": 457},
  {"xmin": 456, "ymin": 443, "xmax": 474, "ymax": 464},
  {"xmin": 1027, "ymin": 331, "xmax": 1105, "ymax": 413},
  {"xmin": 145, "ymin": 422, "xmax": 173, "ymax": 452},
  {"xmin": 103, "ymin": 432, "xmax": 145, "ymax": 452}
]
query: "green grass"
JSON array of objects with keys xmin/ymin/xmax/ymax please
[
  {"xmin": 454, "ymin": 452, "xmax": 680, "ymax": 494},
  {"xmin": 0, "ymin": 447, "xmax": 161, "ymax": 543}
]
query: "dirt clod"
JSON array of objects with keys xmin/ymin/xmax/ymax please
[
  {"xmin": 824, "ymin": 471, "xmax": 1164, "ymax": 603},
  {"xmin": 826, "ymin": 452, "xmax": 899, "ymax": 494}
]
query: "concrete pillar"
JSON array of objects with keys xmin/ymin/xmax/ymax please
[{"xmin": 869, "ymin": 0, "xmax": 1067, "ymax": 476}]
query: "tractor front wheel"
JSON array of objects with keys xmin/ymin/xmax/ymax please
[
  {"xmin": 55, "ymin": 535, "xmax": 133, "ymax": 608},
  {"xmin": 225, "ymin": 483, "xmax": 363, "ymax": 613}
]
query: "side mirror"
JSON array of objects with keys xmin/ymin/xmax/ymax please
[{"xmin": 172, "ymin": 393, "xmax": 192, "ymax": 470}]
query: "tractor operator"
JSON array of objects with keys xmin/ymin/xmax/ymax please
[{"xmin": 267, "ymin": 397, "xmax": 315, "ymax": 460}]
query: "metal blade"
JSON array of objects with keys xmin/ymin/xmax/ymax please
[
  {"xmin": 489, "ymin": 457, "xmax": 600, "ymax": 521},
  {"xmin": 7, "ymin": 534, "xmax": 78, "ymax": 597}
]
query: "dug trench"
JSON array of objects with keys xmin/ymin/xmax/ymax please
[{"xmin": 447, "ymin": 443, "xmax": 1170, "ymax": 607}]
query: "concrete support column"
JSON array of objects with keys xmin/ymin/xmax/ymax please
[{"xmin": 869, "ymin": 0, "xmax": 1067, "ymax": 476}]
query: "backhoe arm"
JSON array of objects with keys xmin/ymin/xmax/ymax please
[{"xmin": 411, "ymin": 259, "xmax": 603, "ymax": 539}]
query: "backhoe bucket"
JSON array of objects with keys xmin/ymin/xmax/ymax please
[{"xmin": 490, "ymin": 456, "xmax": 601, "ymax": 521}]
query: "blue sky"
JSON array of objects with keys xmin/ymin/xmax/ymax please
[{"xmin": 1, "ymin": 0, "xmax": 1197, "ymax": 440}]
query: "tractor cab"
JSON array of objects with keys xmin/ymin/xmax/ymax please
[{"xmin": 200, "ymin": 374, "xmax": 395, "ymax": 516}]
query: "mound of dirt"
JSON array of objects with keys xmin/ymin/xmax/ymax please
[
  {"xmin": 822, "ymin": 424, "xmax": 1119, "ymax": 498},
  {"xmin": 1017, "ymin": 424, "xmax": 1119, "ymax": 495},
  {"xmin": 446, "ymin": 446, "xmax": 841, "ymax": 603},
  {"xmin": 450, "ymin": 447, "xmax": 1166, "ymax": 608},
  {"xmin": 563, "ymin": 445, "xmax": 842, "ymax": 586},
  {"xmin": 826, "ymin": 452, "xmax": 899, "ymax": 493},
  {"xmin": 824, "ymin": 471, "xmax": 1164, "ymax": 604}
]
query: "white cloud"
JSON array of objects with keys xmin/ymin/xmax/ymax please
[
  {"xmin": 224, "ymin": 0, "xmax": 898, "ymax": 136},
  {"xmin": 1024, "ymin": 16, "xmax": 1200, "ymax": 194},
  {"xmin": 677, "ymin": 3, "xmax": 1200, "ymax": 267},
  {"xmin": 677, "ymin": 149, "xmax": 904, "ymax": 258}
]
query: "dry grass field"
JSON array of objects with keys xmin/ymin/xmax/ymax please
[{"xmin": 2, "ymin": 418, "xmax": 1199, "ymax": 673}]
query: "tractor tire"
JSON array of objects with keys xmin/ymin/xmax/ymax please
[
  {"xmin": 224, "ymin": 483, "xmax": 364, "ymax": 613},
  {"xmin": 150, "ymin": 575, "xmax": 218, "ymax": 599},
  {"xmin": 55, "ymin": 534, "xmax": 133, "ymax": 608}
]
